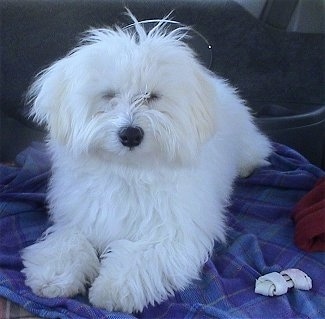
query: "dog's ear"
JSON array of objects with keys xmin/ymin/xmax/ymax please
[
  {"xmin": 27, "ymin": 58, "xmax": 73, "ymax": 144},
  {"xmin": 190, "ymin": 66, "xmax": 218, "ymax": 143}
]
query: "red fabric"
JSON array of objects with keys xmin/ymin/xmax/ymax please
[{"xmin": 292, "ymin": 177, "xmax": 325, "ymax": 252}]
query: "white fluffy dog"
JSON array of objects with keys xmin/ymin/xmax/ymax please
[{"xmin": 21, "ymin": 13, "xmax": 271, "ymax": 313}]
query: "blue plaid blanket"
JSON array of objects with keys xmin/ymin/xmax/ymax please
[{"xmin": 0, "ymin": 143, "xmax": 324, "ymax": 319}]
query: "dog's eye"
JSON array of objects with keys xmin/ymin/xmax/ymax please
[
  {"xmin": 149, "ymin": 93, "xmax": 159, "ymax": 101},
  {"xmin": 103, "ymin": 91, "xmax": 116, "ymax": 100},
  {"xmin": 145, "ymin": 92, "xmax": 159, "ymax": 103}
]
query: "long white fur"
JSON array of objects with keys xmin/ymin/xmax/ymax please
[{"xmin": 21, "ymin": 12, "xmax": 272, "ymax": 313}]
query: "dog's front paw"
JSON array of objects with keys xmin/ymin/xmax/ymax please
[
  {"xmin": 21, "ymin": 230, "xmax": 100, "ymax": 298},
  {"xmin": 89, "ymin": 266, "xmax": 143, "ymax": 313},
  {"xmin": 22, "ymin": 265, "xmax": 81, "ymax": 298},
  {"xmin": 89, "ymin": 240, "xmax": 161, "ymax": 313},
  {"xmin": 88, "ymin": 277, "xmax": 116, "ymax": 312}
]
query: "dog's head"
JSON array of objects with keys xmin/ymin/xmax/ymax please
[{"xmin": 28, "ymin": 12, "xmax": 218, "ymax": 167}]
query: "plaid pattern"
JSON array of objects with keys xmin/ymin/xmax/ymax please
[{"xmin": 0, "ymin": 142, "xmax": 324, "ymax": 319}]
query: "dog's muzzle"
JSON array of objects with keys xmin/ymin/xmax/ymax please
[{"xmin": 118, "ymin": 126, "xmax": 144, "ymax": 148}]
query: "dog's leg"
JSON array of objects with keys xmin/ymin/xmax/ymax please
[
  {"xmin": 89, "ymin": 237, "xmax": 208, "ymax": 313},
  {"xmin": 21, "ymin": 228, "xmax": 100, "ymax": 298}
]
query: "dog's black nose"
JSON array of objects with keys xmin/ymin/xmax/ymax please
[{"xmin": 119, "ymin": 126, "xmax": 144, "ymax": 148}]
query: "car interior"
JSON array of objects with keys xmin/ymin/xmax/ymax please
[{"xmin": 0, "ymin": 0, "xmax": 324, "ymax": 318}]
